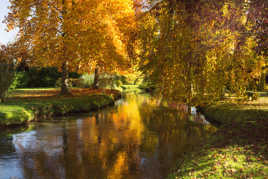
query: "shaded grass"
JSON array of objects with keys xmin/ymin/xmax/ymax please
[
  {"xmin": 0, "ymin": 88, "xmax": 120, "ymax": 127},
  {"xmin": 169, "ymin": 122, "xmax": 268, "ymax": 179},
  {"xmin": 169, "ymin": 97, "xmax": 268, "ymax": 179}
]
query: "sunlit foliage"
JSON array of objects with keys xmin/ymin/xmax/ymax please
[{"xmin": 6, "ymin": 0, "xmax": 137, "ymax": 93}]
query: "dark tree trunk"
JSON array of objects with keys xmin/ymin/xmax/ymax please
[{"xmin": 92, "ymin": 68, "xmax": 99, "ymax": 89}]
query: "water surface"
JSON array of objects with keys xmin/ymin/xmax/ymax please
[{"xmin": 0, "ymin": 95, "xmax": 216, "ymax": 179}]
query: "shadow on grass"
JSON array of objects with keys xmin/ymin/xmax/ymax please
[{"xmin": 169, "ymin": 119, "xmax": 268, "ymax": 178}]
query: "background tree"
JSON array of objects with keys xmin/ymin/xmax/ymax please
[
  {"xmin": 6, "ymin": 0, "xmax": 137, "ymax": 94},
  {"xmin": 0, "ymin": 44, "xmax": 15, "ymax": 102}
]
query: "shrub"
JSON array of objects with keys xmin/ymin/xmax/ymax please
[
  {"xmin": 69, "ymin": 71, "xmax": 81, "ymax": 78},
  {"xmin": 0, "ymin": 63, "xmax": 14, "ymax": 102},
  {"xmin": 9, "ymin": 72, "xmax": 30, "ymax": 89},
  {"xmin": 11, "ymin": 67, "xmax": 81, "ymax": 88},
  {"xmin": 81, "ymin": 74, "xmax": 95, "ymax": 88},
  {"xmin": 97, "ymin": 73, "xmax": 124, "ymax": 89},
  {"xmin": 27, "ymin": 67, "xmax": 61, "ymax": 88},
  {"xmin": 77, "ymin": 73, "xmax": 143, "ymax": 90},
  {"xmin": 11, "ymin": 67, "xmax": 61, "ymax": 88}
]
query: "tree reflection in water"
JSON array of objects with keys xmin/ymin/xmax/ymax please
[{"xmin": 11, "ymin": 94, "xmax": 216, "ymax": 179}]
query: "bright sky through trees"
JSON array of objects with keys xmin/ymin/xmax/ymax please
[{"xmin": 0, "ymin": 0, "xmax": 17, "ymax": 44}]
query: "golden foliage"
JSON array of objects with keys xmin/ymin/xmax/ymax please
[
  {"xmin": 7, "ymin": 0, "xmax": 137, "ymax": 73},
  {"xmin": 137, "ymin": 0, "xmax": 265, "ymax": 105}
]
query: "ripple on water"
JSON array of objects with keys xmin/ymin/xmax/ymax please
[{"xmin": 0, "ymin": 95, "xmax": 217, "ymax": 179}]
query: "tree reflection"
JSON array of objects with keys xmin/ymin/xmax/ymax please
[{"xmin": 13, "ymin": 95, "xmax": 216, "ymax": 179}]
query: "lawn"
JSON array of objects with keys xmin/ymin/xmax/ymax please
[
  {"xmin": 8, "ymin": 88, "xmax": 121, "ymax": 99},
  {"xmin": 0, "ymin": 88, "xmax": 120, "ymax": 127}
]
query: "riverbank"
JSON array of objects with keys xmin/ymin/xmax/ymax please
[
  {"xmin": 169, "ymin": 97, "xmax": 268, "ymax": 178},
  {"xmin": 0, "ymin": 88, "xmax": 121, "ymax": 128},
  {"xmin": 201, "ymin": 97, "xmax": 268, "ymax": 125}
]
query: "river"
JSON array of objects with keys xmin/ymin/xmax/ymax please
[{"xmin": 0, "ymin": 94, "xmax": 216, "ymax": 179}]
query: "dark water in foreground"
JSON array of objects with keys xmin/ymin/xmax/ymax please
[{"xmin": 0, "ymin": 95, "xmax": 216, "ymax": 179}]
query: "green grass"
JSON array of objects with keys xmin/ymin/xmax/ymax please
[
  {"xmin": 12, "ymin": 88, "xmax": 57, "ymax": 90},
  {"xmin": 0, "ymin": 88, "xmax": 116, "ymax": 127},
  {"xmin": 169, "ymin": 97, "xmax": 268, "ymax": 179},
  {"xmin": 201, "ymin": 97, "xmax": 268, "ymax": 125},
  {"xmin": 0, "ymin": 105, "xmax": 34, "ymax": 126}
]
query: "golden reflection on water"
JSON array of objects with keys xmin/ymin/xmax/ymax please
[
  {"xmin": 5, "ymin": 94, "xmax": 217, "ymax": 179},
  {"xmin": 81, "ymin": 95, "xmax": 146, "ymax": 179}
]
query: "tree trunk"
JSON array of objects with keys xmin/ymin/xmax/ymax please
[
  {"xmin": 60, "ymin": 62, "xmax": 70, "ymax": 95},
  {"xmin": 59, "ymin": 0, "xmax": 71, "ymax": 95},
  {"xmin": 92, "ymin": 68, "xmax": 99, "ymax": 89}
]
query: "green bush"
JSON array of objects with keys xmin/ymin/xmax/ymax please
[
  {"xmin": 28, "ymin": 67, "xmax": 61, "ymax": 87},
  {"xmin": 9, "ymin": 72, "xmax": 30, "ymax": 89},
  {"xmin": 11, "ymin": 67, "xmax": 81, "ymax": 88},
  {"xmin": 69, "ymin": 71, "xmax": 81, "ymax": 78},
  {"xmin": 81, "ymin": 74, "xmax": 95, "ymax": 88},
  {"xmin": 95, "ymin": 73, "xmax": 128, "ymax": 90},
  {"xmin": 76, "ymin": 73, "xmax": 126, "ymax": 89},
  {"xmin": 77, "ymin": 73, "xmax": 144, "ymax": 91}
]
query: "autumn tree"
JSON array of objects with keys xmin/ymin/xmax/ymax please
[
  {"xmin": 137, "ymin": 0, "xmax": 266, "ymax": 107},
  {"xmin": 6, "ymin": 0, "xmax": 137, "ymax": 94},
  {"xmin": 247, "ymin": 0, "xmax": 268, "ymax": 57}
]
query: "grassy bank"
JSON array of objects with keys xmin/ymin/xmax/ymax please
[
  {"xmin": 169, "ymin": 97, "xmax": 268, "ymax": 178},
  {"xmin": 0, "ymin": 88, "xmax": 120, "ymax": 127},
  {"xmin": 201, "ymin": 97, "xmax": 268, "ymax": 125}
]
